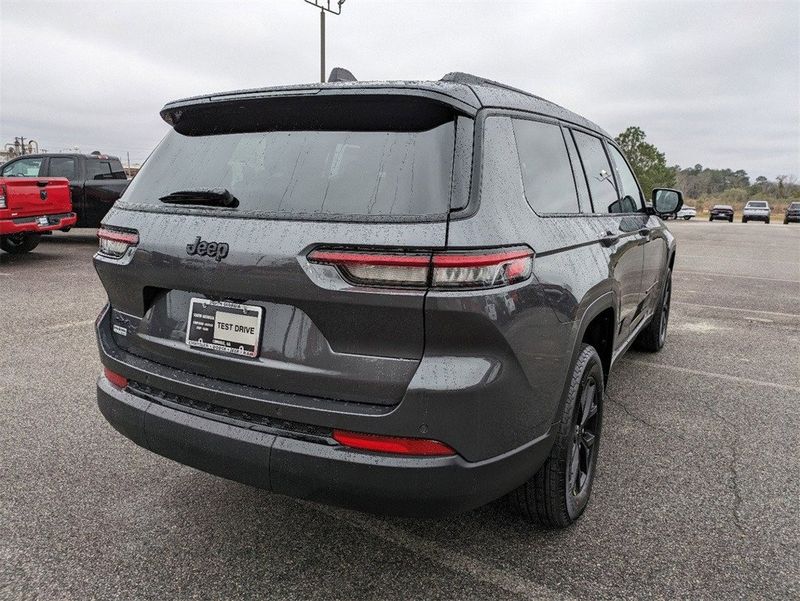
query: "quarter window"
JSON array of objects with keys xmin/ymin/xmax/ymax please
[
  {"xmin": 512, "ymin": 119, "xmax": 579, "ymax": 214},
  {"xmin": 572, "ymin": 131, "xmax": 619, "ymax": 213},
  {"xmin": 607, "ymin": 145, "xmax": 643, "ymax": 210}
]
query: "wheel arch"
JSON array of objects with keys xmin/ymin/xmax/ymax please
[{"xmin": 552, "ymin": 292, "xmax": 616, "ymax": 424}]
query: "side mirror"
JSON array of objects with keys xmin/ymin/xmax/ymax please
[{"xmin": 652, "ymin": 188, "xmax": 683, "ymax": 216}]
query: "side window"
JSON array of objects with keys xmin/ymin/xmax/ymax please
[
  {"xmin": 511, "ymin": 118, "xmax": 579, "ymax": 214},
  {"xmin": 49, "ymin": 157, "xmax": 77, "ymax": 180},
  {"xmin": 109, "ymin": 159, "xmax": 127, "ymax": 180},
  {"xmin": 86, "ymin": 160, "xmax": 113, "ymax": 180},
  {"xmin": 607, "ymin": 145, "xmax": 643, "ymax": 210},
  {"xmin": 1, "ymin": 158, "xmax": 44, "ymax": 177},
  {"xmin": 563, "ymin": 130, "xmax": 590, "ymax": 212},
  {"xmin": 572, "ymin": 131, "xmax": 619, "ymax": 213}
]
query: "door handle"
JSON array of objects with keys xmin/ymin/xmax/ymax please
[{"xmin": 599, "ymin": 231, "xmax": 619, "ymax": 247}]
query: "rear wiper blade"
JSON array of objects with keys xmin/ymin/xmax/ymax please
[{"xmin": 159, "ymin": 188, "xmax": 239, "ymax": 208}]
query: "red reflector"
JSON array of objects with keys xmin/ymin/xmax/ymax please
[
  {"xmin": 104, "ymin": 367, "xmax": 128, "ymax": 389},
  {"xmin": 332, "ymin": 430, "xmax": 456, "ymax": 456}
]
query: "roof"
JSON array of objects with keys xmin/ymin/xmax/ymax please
[
  {"xmin": 160, "ymin": 72, "xmax": 608, "ymax": 138},
  {"xmin": 4, "ymin": 153, "xmax": 121, "ymax": 160}
]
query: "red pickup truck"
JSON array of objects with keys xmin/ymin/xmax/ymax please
[{"xmin": 0, "ymin": 177, "xmax": 76, "ymax": 254}]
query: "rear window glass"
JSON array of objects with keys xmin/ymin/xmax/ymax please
[
  {"xmin": 122, "ymin": 123, "xmax": 455, "ymax": 219},
  {"xmin": 87, "ymin": 159, "xmax": 126, "ymax": 180},
  {"xmin": 747, "ymin": 201, "xmax": 767, "ymax": 207},
  {"xmin": 511, "ymin": 119, "xmax": 579, "ymax": 214},
  {"xmin": 790, "ymin": 203, "xmax": 800, "ymax": 209}
]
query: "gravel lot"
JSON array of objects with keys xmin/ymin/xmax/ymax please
[{"xmin": 2, "ymin": 221, "xmax": 798, "ymax": 600}]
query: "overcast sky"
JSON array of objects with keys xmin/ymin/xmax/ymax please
[{"xmin": 1, "ymin": 0, "xmax": 798, "ymax": 178}]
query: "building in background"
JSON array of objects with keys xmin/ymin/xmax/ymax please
[{"xmin": 1, "ymin": 138, "xmax": 45, "ymax": 165}]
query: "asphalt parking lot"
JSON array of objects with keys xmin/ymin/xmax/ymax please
[{"xmin": 1, "ymin": 221, "xmax": 798, "ymax": 600}]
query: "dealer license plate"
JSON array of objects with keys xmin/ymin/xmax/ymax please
[
  {"xmin": 37, "ymin": 216, "xmax": 49, "ymax": 227},
  {"xmin": 185, "ymin": 298, "xmax": 263, "ymax": 358}
]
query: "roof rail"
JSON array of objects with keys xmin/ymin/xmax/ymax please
[{"xmin": 440, "ymin": 71, "xmax": 550, "ymax": 103}]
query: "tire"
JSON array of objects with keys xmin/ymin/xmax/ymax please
[
  {"xmin": 766, "ymin": 218, "xmax": 770, "ymax": 224},
  {"xmin": 683, "ymin": 216, "xmax": 691, "ymax": 220},
  {"xmin": 0, "ymin": 233, "xmax": 41, "ymax": 254},
  {"xmin": 635, "ymin": 268, "xmax": 672, "ymax": 352},
  {"xmin": 709, "ymin": 216, "xmax": 713, "ymax": 221},
  {"xmin": 728, "ymin": 217, "xmax": 733, "ymax": 223},
  {"xmin": 742, "ymin": 217, "xmax": 747, "ymax": 223},
  {"xmin": 785, "ymin": 219, "xmax": 789, "ymax": 225},
  {"xmin": 509, "ymin": 344, "xmax": 604, "ymax": 528}
]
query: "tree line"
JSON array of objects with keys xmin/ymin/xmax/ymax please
[{"xmin": 615, "ymin": 126, "xmax": 800, "ymax": 203}]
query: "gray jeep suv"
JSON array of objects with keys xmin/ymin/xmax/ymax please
[{"xmin": 94, "ymin": 72, "xmax": 681, "ymax": 527}]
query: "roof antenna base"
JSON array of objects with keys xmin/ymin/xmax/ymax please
[{"xmin": 328, "ymin": 67, "xmax": 357, "ymax": 82}]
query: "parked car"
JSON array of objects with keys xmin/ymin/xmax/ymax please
[
  {"xmin": 0, "ymin": 152, "xmax": 129, "ymax": 228},
  {"xmin": 675, "ymin": 206, "xmax": 696, "ymax": 220},
  {"xmin": 0, "ymin": 176, "xmax": 75, "ymax": 253},
  {"xmin": 742, "ymin": 200, "xmax": 771, "ymax": 223},
  {"xmin": 709, "ymin": 204, "xmax": 734, "ymax": 222},
  {"xmin": 94, "ymin": 72, "xmax": 680, "ymax": 528},
  {"xmin": 784, "ymin": 202, "xmax": 800, "ymax": 224}
]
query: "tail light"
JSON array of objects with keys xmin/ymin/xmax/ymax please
[
  {"xmin": 333, "ymin": 430, "xmax": 456, "ymax": 456},
  {"xmin": 97, "ymin": 227, "xmax": 139, "ymax": 258},
  {"xmin": 308, "ymin": 246, "xmax": 533, "ymax": 289},
  {"xmin": 0, "ymin": 184, "xmax": 6, "ymax": 209}
]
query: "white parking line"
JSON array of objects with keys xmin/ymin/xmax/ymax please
[
  {"xmin": 0, "ymin": 272, "xmax": 11, "ymax": 276},
  {"xmin": 299, "ymin": 500, "xmax": 574, "ymax": 600},
  {"xmin": 679, "ymin": 255, "xmax": 800, "ymax": 266},
  {"xmin": 674, "ymin": 270, "xmax": 800, "ymax": 284},
  {"xmin": 40, "ymin": 319, "xmax": 96, "ymax": 333},
  {"xmin": 672, "ymin": 301, "xmax": 799, "ymax": 319},
  {"xmin": 621, "ymin": 359, "xmax": 800, "ymax": 393}
]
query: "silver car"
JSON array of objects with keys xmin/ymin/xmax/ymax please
[{"xmin": 743, "ymin": 200, "xmax": 771, "ymax": 223}]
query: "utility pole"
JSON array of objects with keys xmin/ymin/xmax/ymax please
[
  {"xmin": 303, "ymin": 1, "xmax": 346, "ymax": 83},
  {"xmin": 320, "ymin": 8, "xmax": 325, "ymax": 83}
]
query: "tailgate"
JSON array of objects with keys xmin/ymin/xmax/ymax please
[
  {"xmin": 0, "ymin": 177, "xmax": 72, "ymax": 219},
  {"xmin": 96, "ymin": 210, "xmax": 446, "ymax": 406}
]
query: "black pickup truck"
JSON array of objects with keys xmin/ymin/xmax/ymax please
[{"xmin": 0, "ymin": 153, "xmax": 129, "ymax": 227}]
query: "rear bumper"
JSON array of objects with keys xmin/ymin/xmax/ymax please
[
  {"xmin": 97, "ymin": 377, "xmax": 554, "ymax": 517},
  {"xmin": 94, "ymin": 302, "xmax": 557, "ymax": 516},
  {"xmin": 743, "ymin": 213, "xmax": 769, "ymax": 221},
  {"xmin": 0, "ymin": 212, "xmax": 77, "ymax": 235}
]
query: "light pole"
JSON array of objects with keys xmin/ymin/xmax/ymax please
[{"xmin": 303, "ymin": 0, "xmax": 346, "ymax": 83}]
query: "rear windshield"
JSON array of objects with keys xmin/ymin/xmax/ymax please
[
  {"xmin": 747, "ymin": 201, "xmax": 768, "ymax": 207},
  {"xmin": 86, "ymin": 158, "xmax": 126, "ymax": 180},
  {"xmin": 122, "ymin": 112, "xmax": 456, "ymax": 219},
  {"xmin": 790, "ymin": 203, "xmax": 800, "ymax": 209}
]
